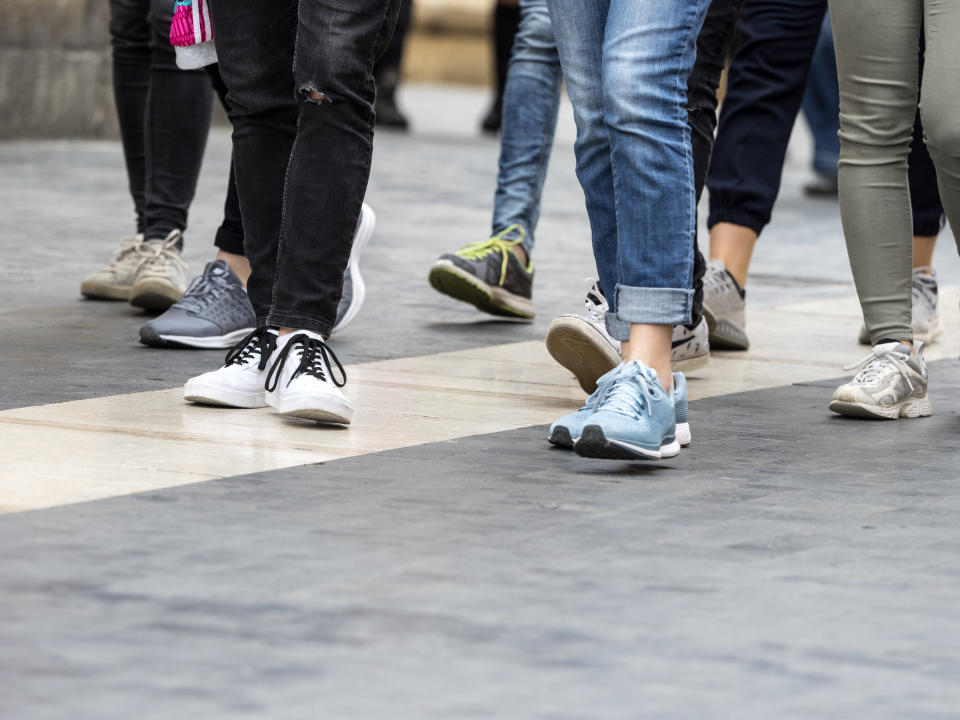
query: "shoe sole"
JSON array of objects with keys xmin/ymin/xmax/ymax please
[
  {"xmin": 702, "ymin": 306, "xmax": 749, "ymax": 351},
  {"xmin": 428, "ymin": 261, "xmax": 534, "ymax": 320},
  {"xmin": 80, "ymin": 281, "xmax": 131, "ymax": 301},
  {"xmin": 574, "ymin": 425, "xmax": 681, "ymax": 461},
  {"xmin": 545, "ymin": 316, "xmax": 621, "ymax": 394},
  {"xmin": 140, "ymin": 325, "xmax": 255, "ymax": 350},
  {"xmin": 130, "ymin": 280, "xmax": 184, "ymax": 311},
  {"xmin": 549, "ymin": 421, "xmax": 691, "ymax": 450},
  {"xmin": 183, "ymin": 379, "xmax": 267, "ymax": 409},
  {"xmin": 332, "ymin": 204, "xmax": 375, "ymax": 334},
  {"xmin": 829, "ymin": 394, "xmax": 932, "ymax": 420},
  {"xmin": 266, "ymin": 390, "xmax": 353, "ymax": 425}
]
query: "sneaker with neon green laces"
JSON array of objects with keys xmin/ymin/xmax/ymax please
[{"xmin": 428, "ymin": 224, "xmax": 534, "ymax": 319}]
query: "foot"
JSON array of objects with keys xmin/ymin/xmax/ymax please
[
  {"xmin": 702, "ymin": 260, "xmax": 749, "ymax": 350},
  {"xmin": 803, "ymin": 171, "xmax": 839, "ymax": 197},
  {"xmin": 428, "ymin": 224, "xmax": 534, "ymax": 319},
  {"xmin": 80, "ymin": 234, "xmax": 146, "ymax": 300},
  {"xmin": 572, "ymin": 361, "xmax": 682, "ymax": 461},
  {"xmin": 549, "ymin": 369, "xmax": 691, "ymax": 450},
  {"xmin": 332, "ymin": 203, "xmax": 375, "ymax": 334},
  {"xmin": 183, "ymin": 328, "xmax": 277, "ymax": 408},
  {"xmin": 545, "ymin": 279, "xmax": 711, "ymax": 394},
  {"xmin": 265, "ymin": 331, "xmax": 353, "ymax": 425},
  {"xmin": 130, "ymin": 230, "xmax": 188, "ymax": 311},
  {"xmin": 829, "ymin": 342, "xmax": 931, "ymax": 420},
  {"xmin": 139, "ymin": 260, "xmax": 255, "ymax": 349},
  {"xmin": 857, "ymin": 267, "xmax": 943, "ymax": 345}
]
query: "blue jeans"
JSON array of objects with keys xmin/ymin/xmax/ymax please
[
  {"xmin": 545, "ymin": 0, "xmax": 711, "ymax": 339},
  {"xmin": 801, "ymin": 15, "xmax": 841, "ymax": 176},
  {"xmin": 491, "ymin": 0, "xmax": 563, "ymax": 255}
]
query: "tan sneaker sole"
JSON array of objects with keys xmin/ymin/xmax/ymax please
[
  {"xmin": 130, "ymin": 280, "xmax": 183, "ymax": 311},
  {"xmin": 545, "ymin": 315, "xmax": 621, "ymax": 394},
  {"xmin": 80, "ymin": 280, "xmax": 132, "ymax": 301}
]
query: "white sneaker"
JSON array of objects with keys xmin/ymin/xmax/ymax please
[
  {"xmin": 183, "ymin": 328, "xmax": 277, "ymax": 408},
  {"xmin": 545, "ymin": 279, "xmax": 622, "ymax": 394},
  {"xmin": 265, "ymin": 331, "xmax": 353, "ymax": 424},
  {"xmin": 332, "ymin": 203, "xmax": 375, "ymax": 334},
  {"xmin": 130, "ymin": 230, "xmax": 189, "ymax": 311},
  {"xmin": 546, "ymin": 278, "xmax": 710, "ymax": 394}
]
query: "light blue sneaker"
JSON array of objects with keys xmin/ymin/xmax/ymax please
[
  {"xmin": 549, "ymin": 368, "xmax": 691, "ymax": 450},
  {"xmin": 573, "ymin": 361, "xmax": 683, "ymax": 461}
]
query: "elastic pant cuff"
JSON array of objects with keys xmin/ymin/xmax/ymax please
[{"xmin": 706, "ymin": 206, "xmax": 767, "ymax": 236}]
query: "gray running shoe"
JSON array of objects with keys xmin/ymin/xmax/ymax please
[
  {"xmin": 702, "ymin": 260, "xmax": 749, "ymax": 350},
  {"xmin": 80, "ymin": 234, "xmax": 146, "ymax": 300},
  {"xmin": 332, "ymin": 202, "xmax": 375, "ymax": 334},
  {"xmin": 829, "ymin": 341, "xmax": 931, "ymax": 420},
  {"xmin": 545, "ymin": 278, "xmax": 710, "ymax": 394},
  {"xmin": 857, "ymin": 267, "xmax": 943, "ymax": 345},
  {"xmin": 139, "ymin": 259, "xmax": 255, "ymax": 349},
  {"xmin": 130, "ymin": 230, "xmax": 188, "ymax": 311}
]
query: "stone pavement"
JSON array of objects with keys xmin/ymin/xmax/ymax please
[{"xmin": 1, "ymin": 84, "xmax": 960, "ymax": 718}]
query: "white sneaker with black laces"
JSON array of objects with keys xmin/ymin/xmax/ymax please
[
  {"xmin": 183, "ymin": 328, "xmax": 277, "ymax": 408},
  {"xmin": 265, "ymin": 331, "xmax": 353, "ymax": 425}
]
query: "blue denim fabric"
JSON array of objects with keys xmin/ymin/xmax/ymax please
[
  {"xmin": 491, "ymin": 0, "xmax": 563, "ymax": 255},
  {"xmin": 800, "ymin": 15, "xmax": 841, "ymax": 176},
  {"xmin": 545, "ymin": 0, "xmax": 710, "ymax": 340}
]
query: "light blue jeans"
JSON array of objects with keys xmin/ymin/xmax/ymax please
[
  {"xmin": 491, "ymin": 0, "xmax": 563, "ymax": 256},
  {"xmin": 545, "ymin": 0, "xmax": 710, "ymax": 340}
]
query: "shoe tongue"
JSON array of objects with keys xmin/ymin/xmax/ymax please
[{"xmin": 205, "ymin": 259, "xmax": 231, "ymax": 278}]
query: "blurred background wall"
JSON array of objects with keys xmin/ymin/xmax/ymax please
[{"xmin": 0, "ymin": 0, "xmax": 495, "ymax": 139}]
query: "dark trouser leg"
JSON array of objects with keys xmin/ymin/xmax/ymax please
[
  {"xmin": 109, "ymin": 0, "xmax": 152, "ymax": 234},
  {"xmin": 706, "ymin": 0, "xmax": 827, "ymax": 235},
  {"xmin": 211, "ymin": 0, "xmax": 401, "ymax": 334},
  {"xmin": 141, "ymin": 0, "xmax": 214, "ymax": 246},
  {"xmin": 206, "ymin": 63, "xmax": 245, "ymax": 257},
  {"xmin": 686, "ymin": 0, "xmax": 745, "ymax": 326}
]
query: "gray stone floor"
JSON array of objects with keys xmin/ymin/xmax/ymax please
[
  {"xmin": 2, "ymin": 366, "xmax": 960, "ymax": 720},
  {"xmin": 2, "ymin": 85, "xmax": 960, "ymax": 717}
]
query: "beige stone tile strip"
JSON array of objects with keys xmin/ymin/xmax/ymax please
[{"xmin": 1, "ymin": 290, "xmax": 957, "ymax": 513}]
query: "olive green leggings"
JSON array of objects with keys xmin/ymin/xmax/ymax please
[{"xmin": 828, "ymin": 0, "xmax": 960, "ymax": 344}]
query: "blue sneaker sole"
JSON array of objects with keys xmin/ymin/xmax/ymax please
[{"xmin": 574, "ymin": 425, "xmax": 680, "ymax": 461}]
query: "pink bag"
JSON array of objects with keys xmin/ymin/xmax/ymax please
[{"xmin": 169, "ymin": 0, "xmax": 217, "ymax": 69}]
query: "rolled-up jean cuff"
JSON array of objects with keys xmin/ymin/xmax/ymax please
[
  {"xmin": 616, "ymin": 285, "xmax": 694, "ymax": 327},
  {"xmin": 604, "ymin": 311, "xmax": 631, "ymax": 343}
]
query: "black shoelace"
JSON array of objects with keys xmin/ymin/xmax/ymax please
[
  {"xmin": 224, "ymin": 328, "xmax": 277, "ymax": 372},
  {"xmin": 264, "ymin": 334, "xmax": 347, "ymax": 392}
]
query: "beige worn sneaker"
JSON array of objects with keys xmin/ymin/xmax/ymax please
[
  {"xmin": 129, "ymin": 230, "xmax": 188, "ymax": 311},
  {"xmin": 80, "ymin": 234, "xmax": 146, "ymax": 300}
]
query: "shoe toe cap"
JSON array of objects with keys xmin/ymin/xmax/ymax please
[{"xmin": 143, "ymin": 308, "xmax": 222, "ymax": 338}]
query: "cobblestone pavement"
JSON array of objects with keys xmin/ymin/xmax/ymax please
[{"xmin": 1, "ymin": 85, "xmax": 959, "ymax": 718}]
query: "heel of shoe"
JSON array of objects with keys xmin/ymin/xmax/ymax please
[{"xmin": 901, "ymin": 394, "xmax": 933, "ymax": 418}]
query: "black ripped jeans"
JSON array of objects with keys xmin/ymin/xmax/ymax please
[
  {"xmin": 210, "ymin": 0, "xmax": 402, "ymax": 336},
  {"xmin": 109, "ymin": 0, "xmax": 243, "ymax": 253}
]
